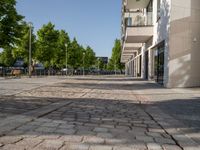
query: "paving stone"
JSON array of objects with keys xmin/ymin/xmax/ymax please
[
  {"xmin": 97, "ymin": 132, "xmax": 114, "ymax": 138},
  {"xmin": 59, "ymin": 135, "xmax": 83, "ymax": 142},
  {"xmin": 0, "ymin": 136, "xmax": 22, "ymax": 145},
  {"xmin": 14, "ymin": 138, "xmax": 42, "ymax": 149},
  {"xmin": 146, "ymin": 132, "xmax": 162, "ymax": 138},
  {"xmin": 146, "ymin": 143, "xmax": 163, "ymax": 150},
  {"xmin": 35, "ymin": 127, "xmax": 56, "ymax": 133},
  {"xmin": 114, "ymin": 144, "xmax": 147, "ymax": 150},
  {"xmin": 93, "ymin": 127, "xmax": 108, "ymax": 132},
  {"xmin": 83, "ymin": 136, "xmax": 104, "ymax": 144},
  {"xmin": 162, "ymin": 144, "xmax": 182, "ymax": 150},
  {"xmin": 62, "ymin": 143, "xmax": 90, "ymax": 150},
  {"xmin": 89, "ymin": 145, "xmax": 113, "ymax": 150},
  {"xmin": 154, "ymin": 137, "xmax": 175, "ymax": 145},
  {"xmin": 34, "ymin": 139, "xmax": 63, "ymax": 150},
  {"xmin": 136, "ymin": 135, "xmax": 154, "ymax": 143},
  {"xmin": 37, "ymin": 135, "xmax": 60, "ymax": 140},
  {"xmin": 55, "ymin": 129, "xmax": 75, "ymax": 135},
  {"xmin": 1, "ymin": 144, "xmax": 25, "ymax": 150},
  {"xmin": 105, "ymin": 138, "xmax": 127, "ymax": 144},
  {"xmin": 77, "ymin": 130, "xmax": 96, "ymax": 135}
]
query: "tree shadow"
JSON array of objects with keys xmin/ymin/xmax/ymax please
[{"xmin": 0, "ymin": 94, "xmax": 199, "ymax": 148}]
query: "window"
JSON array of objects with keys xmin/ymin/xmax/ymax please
[
  {"xmin": 147, "ymin": 0, "xmax": 153, "ymax": 25},
  {"xmin": 157, "ymin": 0, "xmax": 161, "ymax": 21},
  {"xmin": 154, "ymin": 42, "xmax": 165, "ymax": 84},
  {"xmin": 125, "ymin": 17, "xmax": 132, "ymax": 26}
]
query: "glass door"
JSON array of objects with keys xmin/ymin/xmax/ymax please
[
  {"xmin": 145, "ymin": 51, "xmax": 149, "ymax": 79},
  {"xmin": 154, "ymin": 43, "xmax": 165, "ymax": 84}
]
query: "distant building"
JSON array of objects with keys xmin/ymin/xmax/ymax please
[{"xmin": 96, "ymin": 57, "xmax": 108, "ymax": 64}]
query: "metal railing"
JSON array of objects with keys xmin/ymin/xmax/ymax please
[{"xmin": 0, "ymin": 67, "xmax": 124, "ymax": 78}]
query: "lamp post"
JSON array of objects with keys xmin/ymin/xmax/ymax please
[
  {"xmin": 83, "ymin": 52, "xmax": 85, "ymax": 76},
  {"xmin": 65, "ymin": 43, "xmax": 68, "ymax": 76},
  {"xmin": 28, "ymin": 22, "xmax": 33, "ymax": 78},
  {"xmin": 115, "ymin": 60, "xmax": 117, "ymax": 75},
  {"xmin": 98, "ymin": 58, "xmax": 100, "ymax": 75}
]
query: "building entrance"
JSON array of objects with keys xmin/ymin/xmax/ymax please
[{"xmin": 154, "ymin": 43, "xmax": 165, "ymax": 84}]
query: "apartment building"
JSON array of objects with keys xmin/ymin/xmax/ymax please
[{"xmin": 121, "ymin": 0, "xmax": 200, "ymax": 88}]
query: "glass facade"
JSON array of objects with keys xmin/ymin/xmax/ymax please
[{"xmin": 154, "ymin": 42, "xmax": 165, "ymax": 84}]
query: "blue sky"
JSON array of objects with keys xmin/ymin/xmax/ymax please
[{"xmin": 16, "ymin": 0, "xmax": 121, "ymax": 58}]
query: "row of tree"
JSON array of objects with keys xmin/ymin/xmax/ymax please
[{"xmin": 0, "ymin": 0, "xmax": 124, "ymax": 71}]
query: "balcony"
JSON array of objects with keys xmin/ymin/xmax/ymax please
[
  {"xmin": 125, "ymin": 0, "xmax": 151, "ymax": 10},
  {"xmin": 121, "ymin": 43, "xmax": 142, "ymax": 63},
  {"xmin": 124, "ymin": 13, "xmax": 153, "ymax": 43},
  {"xmin": 125, "ymin": 26, "xmax": 153, "ymax": 43}
]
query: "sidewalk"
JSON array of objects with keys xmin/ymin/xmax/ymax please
[{"xmin": 0, "ymin": 76, "xmax": 199, "ymax": 150}]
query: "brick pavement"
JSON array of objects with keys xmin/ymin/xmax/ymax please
[{"xmin": 0, "ymin": 76, "xmax": 199, "ymax": 150}]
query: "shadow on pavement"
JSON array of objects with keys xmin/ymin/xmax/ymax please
[{"xmin": 0, "ymin": 77, "xmax": 199, "ymax": 149}]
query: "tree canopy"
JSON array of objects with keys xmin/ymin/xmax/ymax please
[
  {"xmin": 108, "ymin": 39, "xmax": 124, "ymax": 71},
  {"xmin": 0, "ymin": 1, "xmax": 98, "ymax": 70},
  {"xmin": 35, "ymin": 22, "xmax": 59, "ymax": 68},
  {"xmin": 0, "ymin": 0, "xmax": 24, "ymax": 48},
  {"xmin": 13, "ymin": 22, "xmax": 36, "ymax": 65}
]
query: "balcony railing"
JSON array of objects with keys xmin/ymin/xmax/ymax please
[{"xmin": 125, "ymin": 12, "xmax": 153, "ymax": 27}]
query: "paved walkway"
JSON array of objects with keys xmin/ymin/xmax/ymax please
[{"xmin": 0, "ymin": 76, "xmax": 199, "ymax": 150}]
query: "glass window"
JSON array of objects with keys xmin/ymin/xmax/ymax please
[
  {"xmin": 157, "ymin": 0, "xmax": 161, "ymax": 20},
  {"xmin": 125, "ymin": 17, "xmax": 132, "ymax": 26},
  {"xmin": 147, "ymin": 0, "xmax": 153, "ymax": 25}
]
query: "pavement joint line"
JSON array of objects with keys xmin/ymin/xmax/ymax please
[
  {"xmin": 0, "ymin": 100, "xmax": 73, "ymax": 136},
  {"xmin": 36, "ymin": 101, "xmax": 73, "ymax": 118},
  {"xmin": 0, "ymin": 77, "xmax": 67, "ymax": 97},
  {"xmin": 134, "ymin": 92, "xmax": 200, "ymax": 149},
  {"xmin": 141, "ymin": 106, "xmax": 184, "ymax": 150}
]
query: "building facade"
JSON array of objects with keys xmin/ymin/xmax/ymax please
[{"xmin": 121, "ymin": 0, "xmax": 200, "ymax": 88}]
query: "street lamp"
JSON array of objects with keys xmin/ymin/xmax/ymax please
[
  {"xmin": 65, "ymin": 43, "xmax": 68, "ymax": 76},
  {"xmin": 115, "ymin": 60, "xmax": 117, "ymax": 76},
  {"xmin": 83, "ymin": 52, "xmax": 85, "ymax": 76},
  {"xmin": 98, "ymin": 58, "xmax": 100, "ymax": 75},
  {"xmin": 28, "ymin": 22, "xmax": 33, "ymax": 78}
]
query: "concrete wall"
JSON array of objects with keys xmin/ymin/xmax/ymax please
[{"xmin": 168, "ymin": 0, "xmax": 200, "ymax": 87}]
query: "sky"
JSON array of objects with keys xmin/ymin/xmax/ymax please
[{"xmin": 15, "ymin": 0, "xmax": 122, "ymax": 58}]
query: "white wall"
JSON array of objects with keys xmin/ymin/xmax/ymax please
[{"xmin": 168, "ymin": 0, "xmax": 200, "ymax": 87}]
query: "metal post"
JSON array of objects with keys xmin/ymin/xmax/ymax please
[
  {"xmin": 83, "ymin": 52, "xmax": 85, "ymax": 76},
  {"xmin": 115, "ymin": 60, "xmax": 117, "ymax": 75},
  {"xmin": 65, "ymin": 44, "xmax": 68, "ymax": 76},
  {"xmin": 28, "ymin": 22, "xmax": 32, "ymax": 78},
  {"xmin": 98, "ymin": 58, "xmax": 100, "ymax": 75}
]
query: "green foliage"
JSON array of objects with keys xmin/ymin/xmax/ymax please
[
  {"xmin": 35, "ymin": 22, "xmax": 59, "ymax": 68},
  {"xmin": 95, "ymin": 58, "xmax": 105, "ymax": 70},
  {"xmin": 0, "ymin": 47, "xmax": 15, "ymax": 66},
  {"xmin": 13, "ymin": 22, "xmax": 36, "ymax": 65},
  {"xmin": 67, "ymin": 38, "xmax": 82, "ymax": 69},
  {"xmin": 0, "ymin": 0, "xmax": 24, "ymax": 48},
  {"xmin": 0, "ymin": 1, "xmax": 97, "ymax": 70},
  {"xmin": 108, "ymin": 39, "xmax": 124, "ymax": 71},
  {"xmin": 54, "ymin": 30, "xmax": 70, "ymax": 69},
  {"xmin": 84, "ymin": 46, "xmax": 96, "ymax": 69}
]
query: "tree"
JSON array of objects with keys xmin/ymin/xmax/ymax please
[
  {"xmin": 84, "ymin": 46, "xmax": 96, "ymax": 69},
  {"xmin": 0, "ymin": 0, "xmax": 24, "ymax": 48},
  {"xmin": 0, "ymin": 47, "xmax": 15, "ymax": 67},
  {"xmin": 35, "ymin": 22, "xmax": 59, "ymax": 68},
  {"xmin": 13, "ymin": 22, "xmax": 36, "ymax": 65},
  {"xmin": 108, "ymin": 39, "xmax": 124, "ymax": 71},
  {"xmin": 67, "ymin": 38, "xmax": 82, "ymax": 69},
  {"xmin": 54, "ymin": 30, "xmax": 70, "ymax": 69},
  {"xmin": 95, "ymin": 58, "xmax": 105, "ymax": 70}
]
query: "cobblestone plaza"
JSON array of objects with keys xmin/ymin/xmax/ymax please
[{"xmin": 0, "ymin": 76, "xmax": 199, "ymax": 150}]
